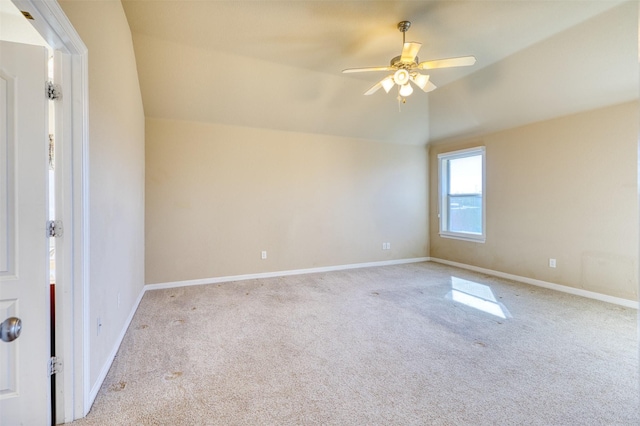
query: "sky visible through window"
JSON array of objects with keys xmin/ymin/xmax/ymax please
[{"xmin": 449, "ymin": 155, "xmax": 482, "ymax": 194}]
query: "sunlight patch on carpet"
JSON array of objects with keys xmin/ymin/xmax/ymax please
[{"xmin": 447, "ymin": 276, "xmax": 512, "ymax": 319}]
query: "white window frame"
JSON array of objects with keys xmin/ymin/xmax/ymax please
[{"xmin": 438, "ymin": 146, "xmax": 486, "ymax": 243}]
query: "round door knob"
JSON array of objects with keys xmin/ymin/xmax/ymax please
[{"xmin": 0, "ymin": 317, "xmax": 22, "ymax": 342}]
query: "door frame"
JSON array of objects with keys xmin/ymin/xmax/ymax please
[{"xmin": 11, "ymin": 0, "xmax": 89, "ymax": 422}]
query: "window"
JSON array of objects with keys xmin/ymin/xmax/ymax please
[{"xmin": 438, "ymin": 147, "xmax": 485, "ymax": 242}]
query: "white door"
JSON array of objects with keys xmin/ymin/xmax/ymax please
[{"xmin": 0, "ymin": 40, "xmax": 50, "ymax": 425}]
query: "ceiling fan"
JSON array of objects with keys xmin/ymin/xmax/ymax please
[{"xmin": 343, "ymin": 21, "xmax": 476, "ymax": 102}]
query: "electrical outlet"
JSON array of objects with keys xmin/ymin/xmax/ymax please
[
  {"xmin": 261, "ymin": 251, "xmax": 267, "ymax": 260},
  {"xmin": 382, "ymin": 242, "xmax": 391, "ymax": 250},
  {"xmin": 549, "ymin": 258, "xmax": 557, "ymax": 268},
  {"xmin": 387, "ymin": 242, "xmax": 391, "ymax": 250}
]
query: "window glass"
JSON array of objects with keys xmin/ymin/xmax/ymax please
[{"xmin": 438, "ymin": 147, "xmax": 485, "ymax": 242}]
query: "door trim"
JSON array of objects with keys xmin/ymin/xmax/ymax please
[{"xmin": 11, "ymin": 0, "xmax": 89, "ymax": 422}]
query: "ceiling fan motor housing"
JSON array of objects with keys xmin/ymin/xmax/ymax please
[
  {"xmin": 390, "ymin": 55, "xmax": 419, "ymax": 67},
  {"xmin": 397, "ymin": 21, "xmax": 411, "ymax": 33}
]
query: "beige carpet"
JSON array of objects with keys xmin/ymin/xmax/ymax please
[{"xmin": 72, "ymin": 262, "xmax": 639, "ymax": 425}]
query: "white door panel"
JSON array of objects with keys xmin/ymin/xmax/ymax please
[{"xmin": 0, "ymin": 40, "xmax": 50, "ymax": 425}]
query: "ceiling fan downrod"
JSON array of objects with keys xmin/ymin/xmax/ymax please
[{"xmin": 397, "ymin": 20, "xmax": 411, "ymax": 44}]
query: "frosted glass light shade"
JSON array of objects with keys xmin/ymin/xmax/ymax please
[
  {"xmin": 412, "ymin": 73, "xmax": 430, "ymax": 90},
  {"xmin": 381, "ymin": 76, "xmax": 395, "ymax": 93},
  {"xmin": 393, "ymin": 69, "xmax": 410, "ymax": 85},
  {"xmin": 399, "ymin": 83, "xmax": 413, "ymax": 97}
]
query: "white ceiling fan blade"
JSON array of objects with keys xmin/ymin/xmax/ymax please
[
  {"xmin": 364, "ymin": 80, "xmax": 383, "ymax": 95},
  {"xmin": 418, "ymin": 56, "xmax": 476, "ymax": 70},
  {"xmin": 424, "ymin": 81, "xmax": 437, "ymax": 92},
  {"xmin": 343, "ymin": 66, "xmax": 394, "ymax": 74},
  {"xmin": 401, "ymin": 42, "xmax": 422, "ymax": 63}
]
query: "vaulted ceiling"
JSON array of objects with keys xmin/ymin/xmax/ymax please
[{"xmin": 122, "ymin": 0, "xmax": 638, "ymax": 145}]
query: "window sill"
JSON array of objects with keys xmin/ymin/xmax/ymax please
[{"xmin": 439, "ymin": 232, "xmax": 486, "ymax": 243}]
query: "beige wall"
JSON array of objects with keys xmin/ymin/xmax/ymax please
[
  {"xmin": 59, "ymin": 0, "xmax": 145, "ymax": 387},
  {"xmin": 429, "ymin": 101, "xmax": 638, "ymax": 301},
  {"xmin": 146, "ymin": 118, "xmax": 428, "ymax": 284}
]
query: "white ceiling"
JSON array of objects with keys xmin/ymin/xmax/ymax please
[{"xmin": 122, "ymin": 0, "xmax": 638, "ymax": 145}]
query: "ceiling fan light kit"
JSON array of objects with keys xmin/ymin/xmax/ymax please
[{"xmin": 343, "ymin": 20, "xmax": 476, "ymax": 106}]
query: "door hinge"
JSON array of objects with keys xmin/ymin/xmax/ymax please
[
  {"xmin": 48, "ymin": 356, "xmax": 63, "ymax": 376},
  {"xmin": 46, "ymin": 81, "xmax": 61, "ymax": 100},
  {"xmin": 47, "ymin": 220, "xmax": 63, "ymax": 238}
]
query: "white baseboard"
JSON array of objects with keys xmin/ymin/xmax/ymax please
[
  {"xmin": 145, "ymin": 257, "xmax": 431, "ymax": 291},
  {"xmin": 429, "ymin": 257, "xmax": 639, "ymax": 309},
  {"xmin": 88, "ymin": 286, "xmax": 146, "ymax": 407}
]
